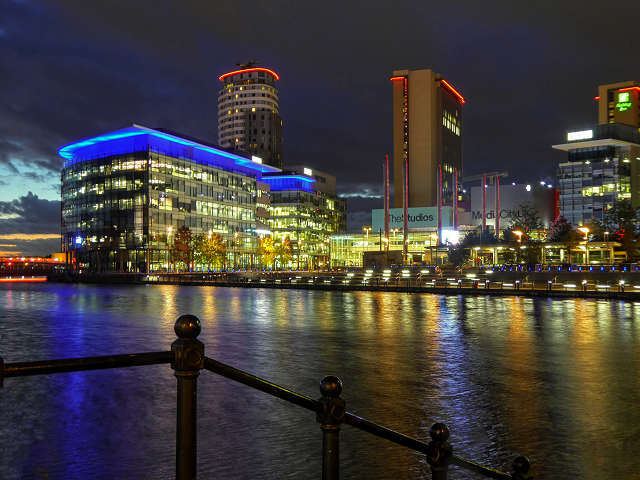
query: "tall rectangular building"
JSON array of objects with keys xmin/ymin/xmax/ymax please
[{"xmin": 391, "ymin": 69, "xmax": 464, "ymax": 209}]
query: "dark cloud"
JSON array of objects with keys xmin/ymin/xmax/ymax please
[
  {"xmin": 0, "ymin": 192, "xmax": 61, "ymax": 256},
  {"xmin": 2, "ymin": 0, "xmax": 640, "ymax": 247}
]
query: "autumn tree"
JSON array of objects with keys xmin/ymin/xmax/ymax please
[
  {"xmin": 258, "ymin": 236, "xmax": 276, "ymax": 267},
  {"xmin": 275, "ymin": 236, "xmax": 294, "ymax": 268},
  {"xmin": 207, "ymin": 233, "xmax": 227, "ymax": 268},
  {"xmin": 172, "ymin": 225, "xmax": 192, "ymax": 271},
  {"xmin": 192, "ymin": 232, "xmax": 227, "ymax": 269}
]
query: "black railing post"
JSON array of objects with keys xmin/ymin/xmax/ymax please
[
  {"xmin": 317, "ymin": 375, "xmax": 346, "ymax": 480},
  {"xmin": 426, "ymin": 422, "xmax": 453, "ymax": 480},
  {"xmin": 171, "ymin": 314, "xmax": 204, "ymax": 480},
  {"xmin": 512, "ymin": 455, "xmax": 532, "ymax": 479}
]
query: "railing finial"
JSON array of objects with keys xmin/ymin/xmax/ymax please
[
  {"xmin": 319, "ymin": 375, "xmax": 342, "ymax": 398},
  {"xmin": 512, "ymin": 455, "xmax": 532, "ymax": 479},
  {"xmin": 174, "ymin": 314, "xmax": 201, "ymax": 339},
  {"xmin": 426, "ymin": 422, "xmax": 453, "ymax": 479}
]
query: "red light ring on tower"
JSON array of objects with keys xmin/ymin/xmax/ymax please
[
  {"xmin": 618, "ymin": 87, "xmax": 640, "ymax": 93},
  {"xmin": 594, "ymin": 96, "xmax": 600, "ymax": 100},
  {"xmin": 390, "ymin": 76, "xmax": 406, "ymax": 81},
  {"xmin": 219, "ymin": 68, "xmax": 280, "ymax": 82},
  {"xmin": 440, "ymin": 79, "xmax": 465, "ymax": 104}
]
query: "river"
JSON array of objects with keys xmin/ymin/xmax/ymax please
[{"xmin": 0, "ymin": 283, "xmax": 638, "ymax": 479}]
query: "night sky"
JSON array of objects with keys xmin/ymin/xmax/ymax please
[{"xmin": 2, "ymin": 0, "xmax": 640, "ymax": 256}]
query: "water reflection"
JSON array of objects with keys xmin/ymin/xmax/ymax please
[{"xmin": 1, "ymin": 283, "xmax": 639, "ymax": 479}]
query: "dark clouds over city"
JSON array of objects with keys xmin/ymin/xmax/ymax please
[{"xmin": 2, "ymin": 0, "xmax": 640, "ymax": 254}]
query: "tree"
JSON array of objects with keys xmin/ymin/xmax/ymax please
[
  {"xmin": 547, "ymin": 215, "xmax": 573, "ymax": 242},
  {"xmin": 562, "ymin": 229, "xmax": 582, "ymax": 264},
  {"xmin": 172, "ymin": 225, "xmax": 192, "ymax": 271},
  {"xmin": 603, "ymin": 199, "xmax": 639, "ymax": 260},
  {"xmin": 258, "ymin": 237, "xmax": 276, "ymax": 267},
  {"xmin": 521, "ymin": 240, "xmax": 542, "ymax": 264},
  {"xmin": 507, "ymin": 200, "xmax": 543, "ymax": 239},
  {"xmin": 207, "ymin": 233, "xmax": 227, "ymax": 268},
  {"xmin": 446, "ymin": 230, "xmax": 493, "ymax": 267},
  {"xmin": 192, "ymin": 232, "xmax": 226, "ymax": 269},
  {"xmin": 275, "ymin": 236, "xmax": 294, "ymax": 268},
  {"xmin": 191, "ymin": 233, "xmax": 208, "ymax": 268},
  {"xmin": 584, "ymin": 217, "xmax": 606, "ymax": 241}
]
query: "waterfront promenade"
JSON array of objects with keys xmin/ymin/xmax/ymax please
[{"xmin": 47, "ymin": 265, "xmax": 640, "ymax": 300}]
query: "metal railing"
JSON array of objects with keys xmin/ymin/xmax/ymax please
[{"xmin": 0, "ymin": 315, "xmax": 532, "ymax": 479}]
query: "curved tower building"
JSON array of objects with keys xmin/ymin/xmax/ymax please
[{"xmin": 218, "ymin": 66, "xmax": 283, "ymax": 167}]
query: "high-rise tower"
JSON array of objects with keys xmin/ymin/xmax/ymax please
[
  {"xmin": 218, "ymin": 64, "xmax": 283, "ymax": 167},
  {"xmin": 390, "ymin": 69, "xmax": 464, "ymax": 208}
]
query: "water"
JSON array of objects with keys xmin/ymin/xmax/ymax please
[{"xmin": 0, "ymin": 283, "xmax": 639, "ymax": 479}]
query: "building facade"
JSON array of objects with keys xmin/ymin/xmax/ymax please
[
  {"xmin": 390, "ymin": 69, "xmax": 464, "ymax": 208},
  {"xmin": 262, "ymin": 167, "xmax": 347, "ymax": 269},
  {"xmin": 554, "ymin": 125, "xmax": 640, "ymax": 225},
  {"xmin": 597, "ymin": 81, "xmax": 640, "ymax": 126},
  {"xmin": 60, "ymin": 125, "xmax": 281, "ymax": 273},
  {"xmin": 218, "ymin": 66, "xmax": 283, "ymax": 167}
]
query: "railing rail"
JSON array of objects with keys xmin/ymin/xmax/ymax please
[{"xmin": 0, "ymin": 315, "xmax": 532, "ymax": 479}]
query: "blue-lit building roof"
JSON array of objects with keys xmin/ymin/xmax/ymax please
[
  {"xmin": 261, "ymin": 174, "xmax": 316, "ymax": 192},
  {"xmin": 58, "ymin": 124, "xmax": 282, "ymax": 175}
]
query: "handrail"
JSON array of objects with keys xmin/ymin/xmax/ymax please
[
  {"xmin": 203, "ymin": 357, "xmax": 321, "ymax": 412},
  {"xmin": 0, "ymin": 351, "xmax": 174, "ymax": 385},
  {"xmin": 0, "ymin": 315, "xmax": 532, "ymax": 479}
]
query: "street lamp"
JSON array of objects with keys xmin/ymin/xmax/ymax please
[
  {"xmin": 604, "ymin": 231, "xmax": 609, "ymax": 243},
  {"xmin": 577, "ymin": 227, "xmax": 589, "ymax": 241},
  {"xmin": 234, "ymin": 231, "xmax": 238, "ymax": 269},
  {"xmin": 167, "ymin": 226, "xmax": 173, "ymax": 272},
  {"xmin": 430, "ymin": 233, "xmax": 438, "ymax": 266},
  {"xmin": 512, "ymin": 230, "xmax": 523, "ymax": 264}
]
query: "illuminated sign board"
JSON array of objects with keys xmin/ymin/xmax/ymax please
[
  {"xmin": 303, "ymin": 168, "xmax": 313, "ymax": 176},
  {"xmin": 251, "ymin": 156, "xmax": 262, "ymax": 164},
  {"xmin": 567, "ymin": 129, "xmax": 593, "ymax": 141},
  {"xmin": 617, "ymin": 91, "xmax": 633, "ymax": 112},
  {"xmin": 372, "ymin": 207, "xmax": 452, "ymax": 231}
]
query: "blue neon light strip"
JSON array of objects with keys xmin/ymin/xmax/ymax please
[
  {"xmin": 262, "ymin": 175, "xmax": 315, "ymax": 183},
  {"xmin": 58, "ymin": 125, "xmax": 281, "ymax": 174}
]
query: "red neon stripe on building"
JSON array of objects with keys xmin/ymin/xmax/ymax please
[
  {"xmin": 0, "ymin": 277, "xmax": 47, "ymax": 282},
  {"xmin": 219, "ymin": 68, "xmax": 280, "ymax": 82},
  {"xmin": 440, "ymin": 79, "xmax": 465, "ymax": 104},
  {"xmin": 618, "ymin": 86, "xmax": 640, "ymax": 92},
  {"xmin": 389, "ymin": 76, "xmax": 405, "ymax": 81}
]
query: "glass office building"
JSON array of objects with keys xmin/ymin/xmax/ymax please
[
  {"xmin": 59, "ymin": 125, "xmax": 280, "ymax": 273},
  {"xmin": 553, "ymin": 123, "xmax": 640, "ymax": 225},
  {"xmin": 262, "ymin": 167, "xmax": 347, "ymax": 269}
]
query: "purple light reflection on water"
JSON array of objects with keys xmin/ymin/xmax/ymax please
[{"xmin": 0, "ymin": 283, "xmax": 639, "ymax": 479}]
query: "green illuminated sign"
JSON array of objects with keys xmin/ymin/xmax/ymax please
[{"xmin": 617, "ymin": 91, "xmax": 633, "ymax": 111}]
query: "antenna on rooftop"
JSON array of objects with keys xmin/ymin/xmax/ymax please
[{"xmin": 235, "ymin": 60, "xmax": 263, "ymax": 69}]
